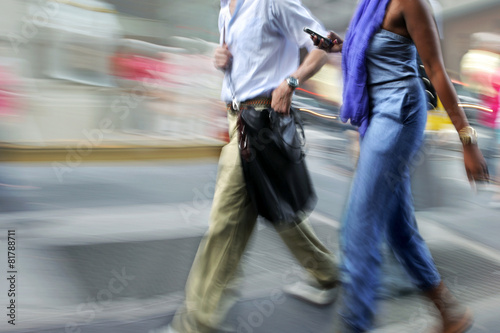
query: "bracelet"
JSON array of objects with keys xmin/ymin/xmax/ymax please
[{"xmin": 458, "ymin": 126, "xmax": 478, "ymax": 145}]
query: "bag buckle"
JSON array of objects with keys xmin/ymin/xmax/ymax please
[{"xmin": 232, "ymin": 99, "xmax": 241, "ymax": 112}]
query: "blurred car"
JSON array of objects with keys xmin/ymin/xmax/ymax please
[
  {"xmin": 453, "ymin": 80, "xmax": 486, "ymax": 126},
  {"xmin": 291, "ymin": 61, "xmax": 356, "ymax": 131},
  {"xmin": 292, "ymin": 92, "xmax": 344, "ymax": 129},
  {"xmin": 427, "ymin": 79, "xmax": 489, "ymax": 132},
  {"xmin": 291, "ymin": 60, "xmax": 488, "ymax": 141}
]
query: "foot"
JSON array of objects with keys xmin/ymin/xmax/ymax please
[
  {"xmin": 283, "ymin": 279, "xmax": 339, "ymax": 305},
  {"xmin": 429, "ymin": 307, "xmax": 473, "ymax": 333},
  {"xmin": 425, "ymin": 282, "xmax": 474, "ymax": 333}
]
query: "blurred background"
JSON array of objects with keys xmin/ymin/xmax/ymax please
[
  {"xmin": 0, "ymin": 1, "xmax": 500, "ymax": 332},
  {"xmin": 0, "ymin": 0, "xmax": 498, "ymax": 149}
]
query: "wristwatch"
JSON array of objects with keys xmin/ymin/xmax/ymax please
[
  {"xmin": 286, "ymin": 76, "xmax": 299, "ymax": 89},
  {"xmin": 458, "ymin": 126, "xmax": 478, "ymax": 145}
]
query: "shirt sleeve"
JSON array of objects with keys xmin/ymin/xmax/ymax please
[
  {"xmin": 270, "ymin": 0, "xmax": 328, "ymax": 52},
  {"xmin": 218, "ymin": 10, "xmax": 225, "ymax": 45}
]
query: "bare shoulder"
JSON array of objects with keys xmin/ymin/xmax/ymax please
[
  {"xmin": 382, "ymin": 0, "xmax": 435, "ymax": 39},
  {"xmin": 399, "ymin": 0, "xmax": 434, "ymax": 18}
]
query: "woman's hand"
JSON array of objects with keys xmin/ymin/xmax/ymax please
[
  {"xmin": 463, "ymin": 144, "xmax": 489, "ymax": 184},
  {"xmin": 214, "ymin": 43, "xmax": 232, "ymax": 71},
  {"xmin": 311, "ymin": 31, "xmax": 343, "ymax": 53}
]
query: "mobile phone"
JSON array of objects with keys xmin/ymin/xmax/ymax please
[{"xmin": 303, "ymin": 27, "xmax": 333, "ymax": 48}]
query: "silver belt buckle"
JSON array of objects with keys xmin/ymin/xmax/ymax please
[{"xmin": 232, "ymin": 99, "xmax": 241, "ymax": 112}]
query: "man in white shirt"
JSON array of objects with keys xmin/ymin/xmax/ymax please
[{"xmin": 153, "ymin": 1, "xmax": 342, "ymax": 332}]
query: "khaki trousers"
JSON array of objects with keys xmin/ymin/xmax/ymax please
[{"xmin": 171, "ymin": 111, "xmax": 338, "ymax": 332}]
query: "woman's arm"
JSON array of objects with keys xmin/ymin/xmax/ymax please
[
  {"xmin": 403, "ymin": 0, "xmax": 468, "ymax": 131},
  {"xmin": 401, "ymin": 0, "xmax": 489, "ymax": 182}
]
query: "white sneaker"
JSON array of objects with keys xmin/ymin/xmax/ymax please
[
  {"xmin": 283, "ymin": 280, "xmax": 339, "ymax": 305},
  {"xmin": 148, "ymin": 325, "xmax": 179, "ymax": 333}
]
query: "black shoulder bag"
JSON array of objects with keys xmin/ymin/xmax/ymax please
[{"xmin": 237, "ymin": 107, "xmax": 317, "ymax": 227}]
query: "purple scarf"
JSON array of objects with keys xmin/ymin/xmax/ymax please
[{"xmin": 341, "ymin": 0, "xmax": 391, "ymax": 136}]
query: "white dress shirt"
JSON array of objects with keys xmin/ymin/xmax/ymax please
[{"xmin": 219, "ymin": 0, "xmax": 327, "ymax": 103}]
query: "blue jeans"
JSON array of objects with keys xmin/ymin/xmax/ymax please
[{"xmin": 338, "ymin": 79, "xmax": 441, "ymax": 332}]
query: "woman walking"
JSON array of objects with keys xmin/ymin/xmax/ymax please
[{"xmin": 314, "ymin": 0, "xmax": 489, "ymax": 331}]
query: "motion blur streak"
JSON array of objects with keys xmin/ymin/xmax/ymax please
[{"xmin": 0, "ymin": 0, "xmax": 500, "ymax": 332}]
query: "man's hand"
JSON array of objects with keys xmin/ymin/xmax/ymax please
[
  {"xmin": 311, "ymin": 31, "xmax": 343, "ymax": 53},
  {"xmin": 214, "ymin": 43, "xmax": 232, "ymax": 71},
  {"xmin": 271, "ymin": 80, "xmax": 294, "ymax": 114}
]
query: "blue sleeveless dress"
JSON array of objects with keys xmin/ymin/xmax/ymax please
[{"xmin": 339, "ymin": 29, "xmax": 441, "ymax": 331}]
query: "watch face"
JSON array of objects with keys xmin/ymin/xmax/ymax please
[{"xmin": 287, "ymin": 76, "xmax": 299, "ymax": 88}]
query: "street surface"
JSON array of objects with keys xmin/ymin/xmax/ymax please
[{"xmin": 0, "ymin": 126, "xmax": 499, "ymax": 333}]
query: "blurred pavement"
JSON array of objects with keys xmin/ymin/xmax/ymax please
[{"xmin": 0, "ymin": 147, "xmax": 499, "ymax": 332}]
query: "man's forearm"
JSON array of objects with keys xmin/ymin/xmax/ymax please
[
  {"xmin": 290, "ymin": 49, "xmax": 328, "ymax": 86},
  {"xmin": 271, "ymin": 49, "xmax": 327, "ymax": 114}
]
